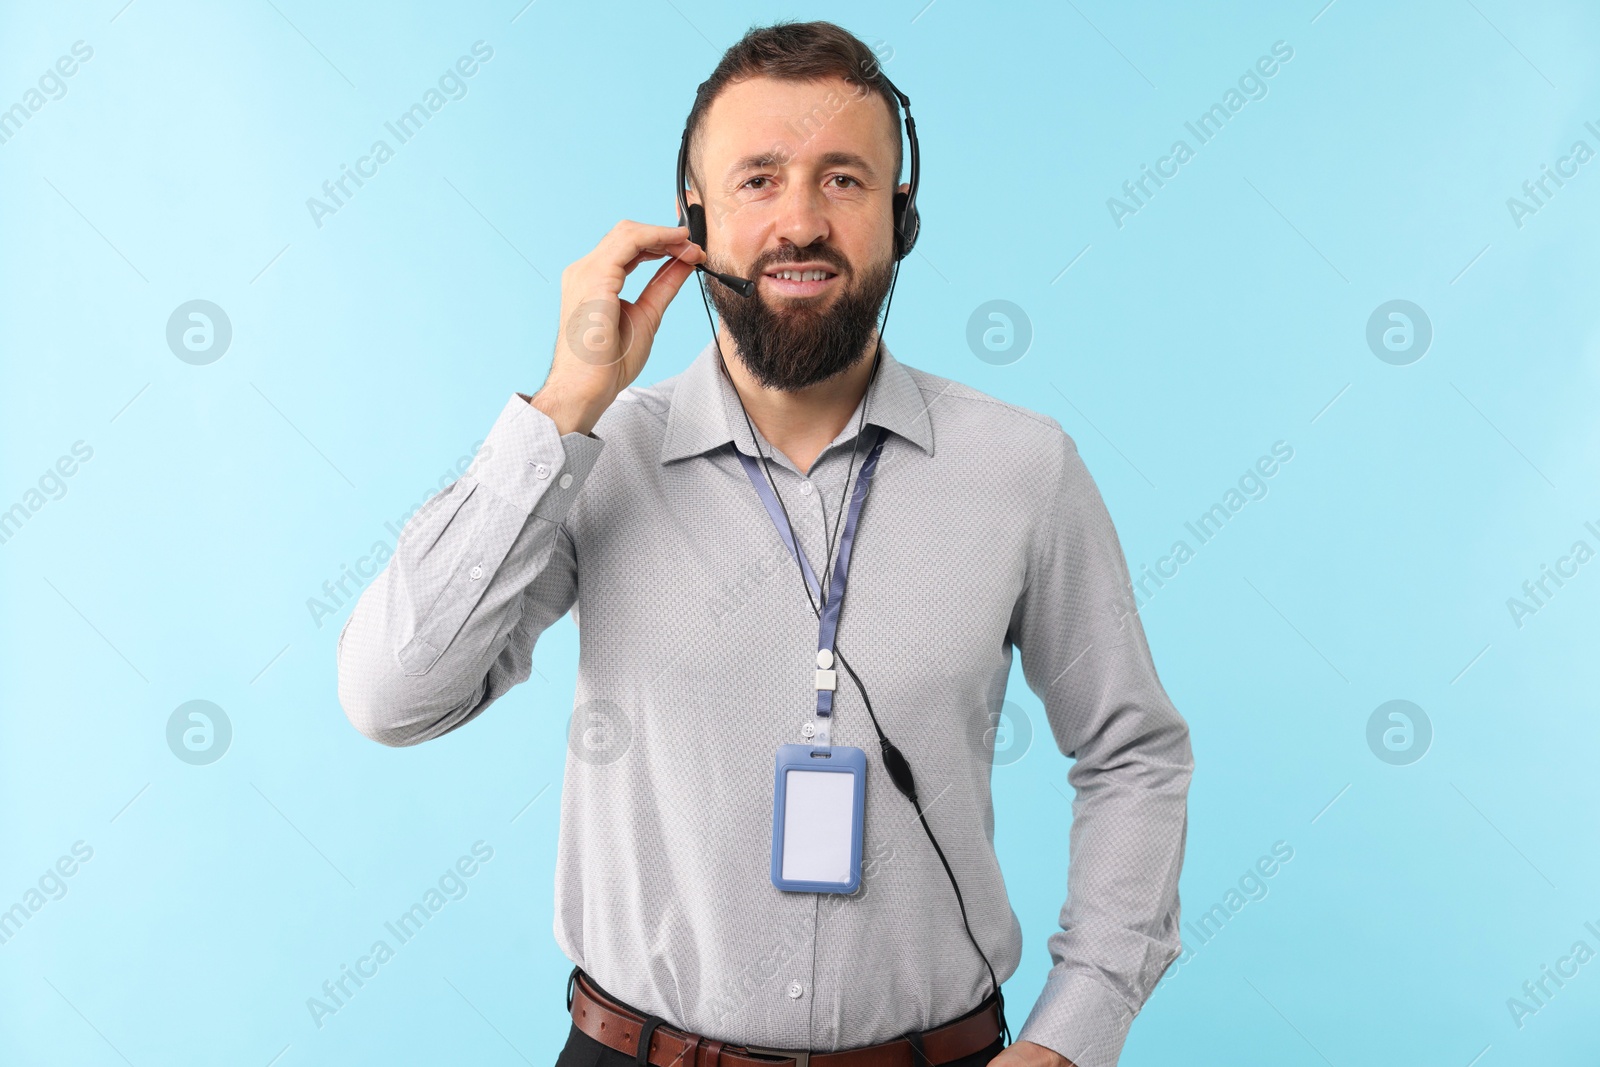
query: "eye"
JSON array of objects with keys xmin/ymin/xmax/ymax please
[
  {"xmin": 828, "ymin": 175, "xmax": 861, "ymax": 189},
  {"xmin": 742, "ymin": 176, "xmax": 773, "ymax": 190}
]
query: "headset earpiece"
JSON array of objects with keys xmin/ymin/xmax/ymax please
[
  {"xmin": 686, "ymin": 201, "xmax": 707, "ymax": 251},
  {"xmin": 889, "ymin": 81, "xmax": 920, "ymax": 261},
  {"xmin": 675, "ymin": 119, "xmax": 708, "ymax": 253},
  {"xmin": 892, "ymin": 190, "xmax": 919, "ymax": 261}
]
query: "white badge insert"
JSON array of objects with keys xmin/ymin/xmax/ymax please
[
  {"xmin": 780, "ymin": 767, "xmax": 854, "ymax": 883},
  {"xmin": 770, "ymin": 743, "xmax": 866, "ymax": 893}
]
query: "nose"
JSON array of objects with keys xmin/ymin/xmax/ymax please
[{"xmin": 771, "ymin": 181, "xmax": 829, "ymax": 250}]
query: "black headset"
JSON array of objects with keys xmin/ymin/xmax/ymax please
[{"xmin": 674, "ymin": 68, "xmax": 921, "ymax": 293}]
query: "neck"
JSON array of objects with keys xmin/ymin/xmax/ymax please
[{"xmin": 717, "ymin": 325, "xmax": 880, "ymax": 475}]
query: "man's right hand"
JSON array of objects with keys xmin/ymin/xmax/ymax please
[{"xmin": 532, "ymin": 221, "xmax": 707, "ymax": 436}]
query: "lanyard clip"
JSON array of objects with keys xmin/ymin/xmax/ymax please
[{"xmin": 815, "ymin": 648, "xmax": 836, "ymax": 693}]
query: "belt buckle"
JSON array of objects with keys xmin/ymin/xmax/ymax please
[{"xmin": 744, "ymin": 1046, "xmax": 809, "ymax": 1067}]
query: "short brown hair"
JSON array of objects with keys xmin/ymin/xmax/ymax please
[{"xmin": 684, "ymin": 21, "xmax": 901, "ymax": 194}]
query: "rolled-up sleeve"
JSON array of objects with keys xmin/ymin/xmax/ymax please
[
  {"xmin": 1008, "ymin": 427, "xmax": 1192, "ymax": 1067},
  {"xmin": 336, "ymin": 393, "xmax": 605, "ymax": 747}
]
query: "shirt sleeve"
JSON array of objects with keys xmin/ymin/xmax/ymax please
[
  {"xmin": 336, "ymin": 393, "xmax": 605, "ymax": 747},
  {"xmin": 1007, "ymin": 427, "xmax": 1193, "ymax": 1067}
]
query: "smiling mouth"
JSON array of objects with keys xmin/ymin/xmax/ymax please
[{"xmin": 761, "ymin": 265, "xmax": 840, "ymax": 296}]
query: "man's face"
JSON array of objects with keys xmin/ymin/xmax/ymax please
[{"xmin": 690, "ymin": 74, "xmax": 908, "ymax": 391}]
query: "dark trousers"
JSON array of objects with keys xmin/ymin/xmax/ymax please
[{"xmin": 555, "ymin": 972, "xmax": 1007, "ymax": 1067}]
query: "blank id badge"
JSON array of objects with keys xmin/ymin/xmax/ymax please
[{"xmin": 770, "ymin": 743, "xmax": 867, "ymax": 893}]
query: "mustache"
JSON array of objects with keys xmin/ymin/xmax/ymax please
[{"xmin": 749, "ymin": 246, "xmax": 850, "ymax": 275}]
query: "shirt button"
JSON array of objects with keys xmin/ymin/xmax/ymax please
[
  {"xmin": 469, "ymin": 565, "xmax": 483, "ymax": 580},
  {"xmin": 787, "ymin": 981, "xmax": 804, "ymax": 999},
  {"xmin": 799, "ymin": 480, "xmax": 813, "ymax": 495},
  {"xmin": 532, "ymin": 462, "xmax": 550, "ymax": 479},
  {"xmin": 559, "ymin": 473, "xmax": 573, "ymax": 489},
  {"xmin": 801, "ymin": 722, "xmax": 816, "ymax": 739}
]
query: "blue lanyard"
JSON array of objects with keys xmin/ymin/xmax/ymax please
[{"xmin": 735, "ymin": 425, "xmax": 888, "ymax": 723}]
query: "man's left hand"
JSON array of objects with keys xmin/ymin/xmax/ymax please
[{"xmin": 989, "ymin": 1039, "xmax": 1075, "ymax": 1067}]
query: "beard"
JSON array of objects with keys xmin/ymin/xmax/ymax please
[{"xmin": 707, "ymin": 244, "xmax": 894, "ymax": 392}]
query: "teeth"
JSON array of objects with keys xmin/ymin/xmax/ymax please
[{"xmin": 772, "ymin": 270, "xmax": 830, "ymax": 281}]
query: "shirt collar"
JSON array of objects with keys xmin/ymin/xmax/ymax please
[{"xmin": 659, "ymin": 340, "xmax": 935, "ymax": 466}]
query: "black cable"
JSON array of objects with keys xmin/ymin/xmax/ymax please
[
  {"xmin": 830, "ymin": 644, "xmax": 1009, "ymax": 1046},
  {"xmin": 695, "ymin": 260, "xmax": 1009, "ymax": 1044}
]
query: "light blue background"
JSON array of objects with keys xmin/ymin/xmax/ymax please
[{"xmin": 3, "ymin": 1, "xmax": 1597, "ymax": 1064}]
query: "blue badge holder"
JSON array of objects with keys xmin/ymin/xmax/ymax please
[{"xmin": 770, "ymin": 743, "xmax": 867, "ymax": 894}]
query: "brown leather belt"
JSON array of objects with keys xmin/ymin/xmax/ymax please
[{"xmin": 570, "ymin": 970, "xmax": 1003, "ymax": 1067}]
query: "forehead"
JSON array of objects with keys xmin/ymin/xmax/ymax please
[{"xmin": 699, "ymin": 74, "xmax": 899, "ymax": 172}]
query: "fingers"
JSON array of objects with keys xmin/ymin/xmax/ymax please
[
  {"xmin": 596, "ymin": 221, "xmax": 705, "ymax": 270},
  {"xmin": 629, "ymin": 254, "xmax": 700, "ymax": 333},
  {"xmin": 622, "ymin": 251, "xmax": 662, "ymax": 275},
  {"xmin": 622, "ymin": 239, "xmax": 702, "ymax": 276},
  {"xmin": 563, "ymin": 222, "xmax": 706, "ymax": 312}
]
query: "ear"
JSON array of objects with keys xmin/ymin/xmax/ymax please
[{"xmin": 896, "ymin": 181, "xmax": 911, "ymax": 198}]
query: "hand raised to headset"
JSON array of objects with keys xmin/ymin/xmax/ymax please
[{"xmin": 532, "ymin": 220, "xmax": 707, "ymax": 436}]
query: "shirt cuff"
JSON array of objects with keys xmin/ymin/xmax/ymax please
[
  {"xmin": 1014, "ymin": 970, "xmax": 1135, "ymax": 1067},
  {"xmin": 467, "ymin": 393, "xmax": 605, "ymax": 520}
]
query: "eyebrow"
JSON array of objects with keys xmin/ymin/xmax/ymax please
[
  {"xmin": 727, "ymin": 152, "xmax": 784, "ymax": 177},
  {"xmin": 816, "ymin": 151, "xmax": 878, "ymax": 176},
  {"xmin": 725, "ymin": 149, "xmax": 880, "ymax": 184}
]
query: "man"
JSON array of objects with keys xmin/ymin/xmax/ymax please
[{"xmin": 338, "ymin": 20, "xmax": 1191, "ymax": 1067}]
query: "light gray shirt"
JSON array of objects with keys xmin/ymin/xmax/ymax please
[{"xmin": 336, "ymin": 341, "xmax": 1192, "ymax": 1067}]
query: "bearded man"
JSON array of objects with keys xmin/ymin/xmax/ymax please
[{"xmin": 338, "ymin": 19, "xmax": 1191, "ymax": 1067}]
